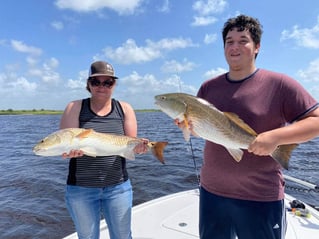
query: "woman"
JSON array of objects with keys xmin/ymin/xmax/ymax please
[{"xmin": 60, "ymin": 60, "xmax": 147, "ymax": 239}]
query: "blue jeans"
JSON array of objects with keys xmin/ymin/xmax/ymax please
[
  {"xmin": 199, "ymin": 187, "xmax": 286, "ymax": 239},
  {"xmin": 65, "ymin": 180, "xmax": 133, "ymax": 239}
]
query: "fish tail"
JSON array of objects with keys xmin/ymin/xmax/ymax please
[
  {"xmin": 271, "ymin": 144, "xmax": 298, "ymax": 170},
  {"xmin": 148, "ymin": 141, "xmax": 168, "ymax": 164}
]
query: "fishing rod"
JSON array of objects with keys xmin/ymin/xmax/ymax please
[
  {"xmin": 189, "ymin": 138, "xmax": 200, "ymax": 188},
  {"xmin": 176, "ymin": 73, "xmax": 200, "ymax": 188},
  {"xmin": 284, "ymin": 174, "xmax": 319, "ymax": 211},
  {"xmin": 284, "ymin": 174, "xmax": 319, "ymax": 191}
]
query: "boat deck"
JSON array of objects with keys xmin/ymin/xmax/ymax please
[{"xmin": 64, "ymin": 189, "xmax": 319, "ymax": 239}]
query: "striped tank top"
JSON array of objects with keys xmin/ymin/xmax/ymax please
[{"xmin": 67, "ymin": 98, "xmax": 129, "ymax": 187}]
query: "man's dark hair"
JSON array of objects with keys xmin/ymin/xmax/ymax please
[{"xmin": 222, "ymin": 14, "xmax": 263, "ymax": 54}]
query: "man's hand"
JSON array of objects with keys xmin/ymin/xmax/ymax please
[
  {"xmin": 248, "ymin": 132, "xmax": 279, "ymax": 156},
  {"xmin": 174, "ymin": 119, "xmax": 199, "ymax": 137}
]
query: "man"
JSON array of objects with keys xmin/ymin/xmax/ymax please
[{"xmin": 183, "ymin": 15, "xmax": 319, "ymax": 239}]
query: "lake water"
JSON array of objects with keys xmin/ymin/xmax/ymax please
[{"xmin": 0, "ymin": 112, "xmax": 318, "ymax": 238}]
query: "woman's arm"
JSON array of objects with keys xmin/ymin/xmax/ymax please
[
  {"xmin": 120, "ymin": 101, "xmax": 148, "ymax": 153},
  {"xmin": 60, "ymin": 100, "xmax": 82, "ymax": 129},
  {"xmin": 59, "ymin": 100, "xmax": 83, "ymax": 158},
  {"xmin": 120, "ymin": 101, "xmax": 138, "ymax": 137}
]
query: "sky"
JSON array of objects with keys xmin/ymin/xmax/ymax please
[{"xmin": 0, "ymin": 0, "xmax": 319, "ymax": 110}]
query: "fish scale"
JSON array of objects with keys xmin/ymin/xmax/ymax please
[
  {"xmin": 33, "ymin": 128, "xmax": 168, "ymax": 164},
  {"xmin": 155, "ymin": 92, "xmax": 297, "ymax": 169}
]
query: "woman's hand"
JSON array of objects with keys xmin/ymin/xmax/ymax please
[
  {"xmin": 134, "ymin": 138, "xmax": 149, "ymax": 154},
  {"xmin": 62, "ymin": 150, "xmax": 84, "ymax": 159}
]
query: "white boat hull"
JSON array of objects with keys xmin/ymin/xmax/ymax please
[{"xmin": 64, "ymin": 189, "xmax": 319, "ymax": 239}]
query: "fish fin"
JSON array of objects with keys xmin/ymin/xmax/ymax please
[
  {"xmin": 271, "ymin": 144, "xmax": 298, "ymax": 170},
  {"xmin": 80, "ymin": 147, "xmax": 97, "ymax": 157},
  {"xmin": 226, "ymin": 148, "xmax": 244, "ymax": 162},
  {"xmin": 148, "ymin": 141, "xmax": 168, "ymax": 164},
  {"xmin": 76, "ymin": 129, "xmax": 94, "ymax": 139},
  {"xmin": 181, "ymin": 113, "xmax": 192, "ymax": 141},
  {"xmin": 224, "ymin": 112, "xmax": 258, "ymax": 136},
  {"xmin": 183, "ymin": 113, "xmax": 189, "ymax": 127},
  {"xmin": 122, "ymin": 151, "xmax": 136, "ymax": 160}
]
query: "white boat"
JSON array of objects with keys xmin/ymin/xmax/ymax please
[{"xmin": 64, "ymin": 187, "xmax": 319, "ymax": 239}]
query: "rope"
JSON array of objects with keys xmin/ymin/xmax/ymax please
[{"xmin": 285, "ymin": 185, "xmax": 319, "ymax": 193}]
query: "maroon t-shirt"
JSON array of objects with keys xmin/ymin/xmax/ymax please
[{"xmin": 197, "ymin": 69, "xmax": 318, "ymax": 201}]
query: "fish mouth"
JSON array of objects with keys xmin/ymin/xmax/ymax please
[
  {"xmin": 154, "ymin": 96, "xmax": 159, "ymax": 103},
  {"xmin": 154, "ymin": 97, "xmax": 162, "ymax": 107},
  {"xmin": 32, "ymin": 146, "xmax": 47, "ymax": 154},
  {"xmin": 32, "ymin": 148, "xmax": 41, "ymax": 153}
]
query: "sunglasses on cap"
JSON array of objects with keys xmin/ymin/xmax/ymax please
[{"xmin": 89, "ymin": 78, "xmax": 116, "ymax": 88}]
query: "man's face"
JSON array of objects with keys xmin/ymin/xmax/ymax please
[{"xmin": 224, "ymin": 28, "xmax": 260, "ymax": 71}]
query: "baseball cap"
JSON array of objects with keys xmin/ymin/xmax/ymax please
[{"xmin": 88, "ymin": 61, "xmax": 118, "ymax": 79}]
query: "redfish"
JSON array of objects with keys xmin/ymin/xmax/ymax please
[
  {"xmin": 33, "ymin": 128, "xmax": 168, "ymax": 164},
  {"xmin": 155, "ymin": 92, "xmax": 297, "ymax": 169}
]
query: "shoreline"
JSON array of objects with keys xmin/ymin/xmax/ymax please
[{"xmin": 0, "ymin": 109, "xmax": 159, "ymax": 115}]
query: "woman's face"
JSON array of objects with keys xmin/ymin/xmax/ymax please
[{"xmin": 87, "ymin": 76, "xmax": 116, "ymax": 98}]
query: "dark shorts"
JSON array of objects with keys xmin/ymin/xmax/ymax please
[{"xmin": 199, "ymin": 187, "xmax": 286, "ymax": 239}]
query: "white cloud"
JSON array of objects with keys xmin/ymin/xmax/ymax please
[
  {"xmin": 26, "ymin": 57, "xmax": 39, "ymax": 66},
  {"xmin": 67, "ymin": 79, "xmax": 86, "ymax": 89},
  {"xmin": 193, "ymin": 0, "xmax": 227, "ymax": 16},
  {"xmin": 191, "ymin": 0, "xmax": 227, "ymax": 26},
  {"xmin": 28, "ymin": 58, "xmax": 60, "ymax": 84},
  {"xmin": 204, "ymin": 67, "xmax": 227, "ymax": 79},
  {"xmin": 42, "ymin": 67, "xmax": 60, "ymax": 83},
  {"xmin": 114, "ymin": 71, "xmax": 197, "ymax": 109},
  {"xmin": 47, "ymin": 57, "xmax": 59, "ymax": 68},
  {"xmin": 297, "ymin": 58, "xmax": 319, "ymax": 82},
  {"xmin": 11, "ymin": 40, "xmax": 42, "ymax": 56},
  {"xmin": 102, "ymin": 37, "xmax": 196, "ymax": 64},
  {"xmin": 55, "ymin": 0, "xmax": 144, "ymax": 15},
  {"xmin": 150, "ymin": 38, "xmax": 195, "ymax": 50},
  {"xmin": 102, "ymin": 39, "xmax": 161, "ymax": 64},
  {"xmin": 204, "ymin": 33, "xmax": 217, "ymax": 44},
  {"xmin": 9, "ymin": 77, "xmax": 37, "ymax": 91},
  {"xmin": 297, "ymin": 58, "xmax": 319, "ymax": 100},
  {"xmin": 66, "ymin": 70, "xmax": 88, "ymax": 89},
  {"xmin": 0, "ymin": 72, "xmax": 37, "ymax": 94},
  {"xmin": 161, "ymin": 59, "xmax": 196, "ymax": 73},
  {"xmin": 28, "ymin": 68, "xmax": 42, "ymax": 77},
  {"xmin": 0, "ymin": 73, "xmax": 11, "ymax": 90},
  {"xmin": 120, "ymin": 71, "xmax": 158, "ymax": 93},
  {"xmin": 280, "ymin": 16, "xmax": 319, "ymax": 49},
  {"xmin": 51, "ymin": 21, "xmax": 64, "ymax": 30},
  {"xmin": 191, "ymin": 16, "xmax": 218, "ymax": 26},
  {"xmin": 157, "ymin": 0, "xmax": 170, "ymax": 13}
]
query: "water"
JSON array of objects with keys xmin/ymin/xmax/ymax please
[{"xmin": 0, "ymin": 112, "xmax": 318, "ymax": 238}]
